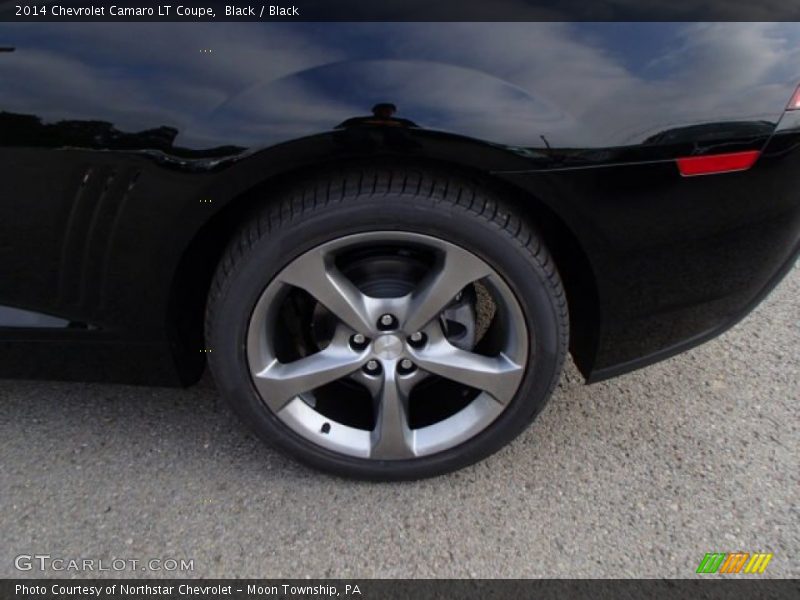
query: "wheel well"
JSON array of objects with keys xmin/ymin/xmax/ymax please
[{"xmin": 166, "ymin": 158, "xmax": 600, "ymax": 383}]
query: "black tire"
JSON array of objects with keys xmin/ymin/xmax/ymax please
[{"xmin": 206, "ymin": 166, "xmax": 568, "ymax": 480}]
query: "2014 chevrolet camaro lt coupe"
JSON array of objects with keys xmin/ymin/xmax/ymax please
[{"xmin": 1, "ymin": 22, "xmax": 799, "ymax": 479}]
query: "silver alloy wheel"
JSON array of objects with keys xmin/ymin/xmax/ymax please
[{"xmin": 246, "ymin": 231, "xmax": 528, "ymax": 460}]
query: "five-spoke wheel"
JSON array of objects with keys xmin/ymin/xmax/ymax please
[
  {"xmin": 246, "ymin": 232, "xmax": 528, "ymax": 459},
  {"xmin": 207, "ymin": 167, "xmax": 567, "ymax": 479}
]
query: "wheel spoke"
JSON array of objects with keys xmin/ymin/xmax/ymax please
[
  {"xmin": 410, "ymin": 332, "xmax": 523, "ymax": 404},
  {"xmin": 403, "ymin": 245, "xmax": 492, "ymax": 333},
  {"xmin": 370, "ymin": 365, "xmax": 415, "ymax": 459},
  {"xmin": 278, "ymin": 248, "xmax": 374, "ymax": 333},
  {"xmin": 253, "ymin": 342, "xmax": 366, "ymax": 412}
]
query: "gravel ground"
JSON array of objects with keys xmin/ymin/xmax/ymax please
[{"xmin": 1, "ymin": 265, "xmax": 797, "ymax": 579}]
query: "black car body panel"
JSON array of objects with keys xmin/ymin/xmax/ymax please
[{"xmin": 1, "ymin": 22, "xmax": 799, "ymax": 385}]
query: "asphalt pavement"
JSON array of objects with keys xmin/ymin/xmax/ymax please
[{"xmin": 1, "ymin": 265, "xmax": 797, "ymax": 578}]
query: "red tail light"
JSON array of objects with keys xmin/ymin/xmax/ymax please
[
  {"xmin": 787, "ymin": 85, "xmax": 800, "ymax": 110},
  {"xmin": 676, "ymin": 150, "xmax": 761, "ymax": 177}
]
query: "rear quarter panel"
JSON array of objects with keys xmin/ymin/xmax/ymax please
[{"xmin": 1, "ymin": 22, "xmax": 799, "ymax": 383}]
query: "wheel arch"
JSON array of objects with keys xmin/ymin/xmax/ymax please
[{"xmin": 166, "ymin": 155, "xmax": 601, "ymax": 384}]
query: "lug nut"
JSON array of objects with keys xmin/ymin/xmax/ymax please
[
  {"xmin": 398, "ymin": 359, "xmax": 416, "ymax": 374},
  {"xmin": 408, "ymin": 331, "xmax": 426, "ymax": 347},
  {"xmin": 350, "ymin": 333, "xmax": 368, "ymax": 350},
  {"xmin": 364, "ymin": 359, "xmax": 381, "ymax": 375},
  {"xmin": 378, "ymin": 314, "xmax": 397, "ymax": 330}
]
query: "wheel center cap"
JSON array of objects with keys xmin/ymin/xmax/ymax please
[{"xmin": 373, "ymin": 334, "xmax": 403, "ymax": 360}]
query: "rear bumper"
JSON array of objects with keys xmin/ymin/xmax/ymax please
[
  {"xmin": 501, "ymin": 121, "xmax": 800, "ymax": 381},
  {"xmin": 588, "ymin": 237, "xmax": 800, "ymax": 382}
]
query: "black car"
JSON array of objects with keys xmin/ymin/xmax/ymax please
[{"xmin": 1, "ymin": 22, "xmax": 799, "ymax": 479}]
